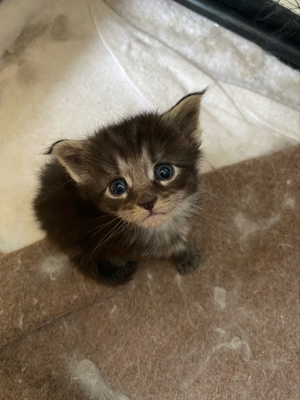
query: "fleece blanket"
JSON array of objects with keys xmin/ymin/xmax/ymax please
[
  {"xmin": 0, "ymin": 145, "xmax": 299, "ymax": 399},
  {"xmin": 0, "ymin": 0, "xmax": 299, "ymax": 253}
]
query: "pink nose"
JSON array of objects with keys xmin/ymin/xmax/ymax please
[{"xmin": 137, "ymin": 194, "xmax": 158, "ymax": 211}]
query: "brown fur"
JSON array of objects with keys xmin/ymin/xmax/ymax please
[{"xmin": 33, "ymin": 92, "xmax": 206, "ymax": 284}]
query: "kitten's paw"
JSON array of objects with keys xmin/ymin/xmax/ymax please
[
  {"xmin": 173, "ymin": 246, "xmax": 201, "ymax": 275},
  {"xmin": 96, "ymin": 259, "xmax": 138, "ymax": 285}
]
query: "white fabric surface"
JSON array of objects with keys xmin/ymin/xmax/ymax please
[{"xmin": 0, "ymin": 0, "xmax": 299, "ymax": 253}]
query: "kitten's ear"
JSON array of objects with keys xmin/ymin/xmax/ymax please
[
  {"xmin": 46, "ymin": 139, "xmax": 90, "ymax": 184},
  {"xmin": 162, "ymin": 91, "xmax": 205, "ymax": 142}
]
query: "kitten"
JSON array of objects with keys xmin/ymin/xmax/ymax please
[{"xmin": 33, "ymin": 91, "xmax": 205, "ymax": 285}]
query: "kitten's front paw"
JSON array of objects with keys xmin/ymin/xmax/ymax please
[
  {"xmin": 96, "ymin": 259, "xmax": 138, "ymax": 285},
  {"xmin": 173, "ymin": 246, "xmax": 201, "ymax": 275}
]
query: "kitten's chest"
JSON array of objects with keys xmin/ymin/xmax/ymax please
[{"xmin": 129, "ymin": 218, "xmax": 190, "ymax": 258}]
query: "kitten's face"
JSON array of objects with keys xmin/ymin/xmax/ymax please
[
  {"xmin": 49, "ymin": 92, "xmax": 204, "ymax": 229},
  {"xmin": 91, "ymin": 119, "xmax": 200, "ymax": 228},
  {"xmin": 103, "ymin": 159, "xmax": 183, "ymax": 229}
]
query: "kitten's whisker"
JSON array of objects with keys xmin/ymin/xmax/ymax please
[
  {"xmin": 198, "ymin": 192, "xmax": 220, "ymax": 201},
  {"xmin": 87, "ymin": 216, "xmax": 120, "ymax": 237},
  {"xmin": 175, "ymin": 207, "xmax": 200, "ymax": 223},
  {"xmin": 183, "ymin": 208, "xmax": 221, "ymax": 221},
  {"xmin": 174, "ymin": 199, "xmax": 224, "ymax": 220},
  {"xmin": 94, "ymin": 214, "xmax": 120, "ymax": 222},
  {"xmin": 191, "ymin": 205, "xmax": 225, "ymax": 220},
  {"xmin": 88, "ymin": 219, "xmax": 124, "ymax": 263},
  {"xmin": 82, "ymin": 214, "xmax": 110, "ymax": 228},
  {"xmin": 177, "ymin": 211, "xmax": 199, "ymax": 228},
  {"xmin": 96, "ymin": 219, "xmax": 124, "ymax": 247},
  {"xmin": 95, "ymin": 220, "xmax": 127, "ymax": 251},
  {"xmin": 173, "ymin": 201, "xmax": 223, "ymax": 222}
]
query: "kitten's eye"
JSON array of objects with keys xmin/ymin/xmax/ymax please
[
  {"xmin": 109, "ymin": 178, "xmax": 128, "ymax": 196},
  {"xmin": 154, "ymin": 164, "xmax": 174, "ymax": 181}
]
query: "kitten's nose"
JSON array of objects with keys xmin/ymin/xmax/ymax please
[{"xmin": 137, "ymin": 194, "xmax": 158, "ymax": 211}]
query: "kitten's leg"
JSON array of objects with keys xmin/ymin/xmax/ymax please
[
  {"xmin": 171, "ymin": 242, "xmax": 201, "ymax": 275},
  {"xmin": 96, "ymin": 258, "xmax": 138, "ymax": 286}
]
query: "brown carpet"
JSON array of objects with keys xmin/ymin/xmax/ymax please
[{"xmin": 0, "ymin": 145, "xmax": 299, "ymax": 399}]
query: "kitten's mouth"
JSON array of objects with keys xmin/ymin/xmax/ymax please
[
  {"xmin": 139, "ymin": 210, "xmax": 168, "ymax": 228},
  {"xmin": 143, "ymin": 211, "xmax": 166, "ymax": 221}
]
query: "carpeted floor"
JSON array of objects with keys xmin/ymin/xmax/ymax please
[{"xmin": 0, "ymin": 145, "xmax": 299, "ymax": 399}]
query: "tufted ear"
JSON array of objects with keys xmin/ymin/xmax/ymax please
[
  {"xmin": 46, "ymin": 139, "xmax": 90, "ymax": 184},
  {"xmin": 162, "ymin": 91, "xmax": 205, "ymax": 142}
]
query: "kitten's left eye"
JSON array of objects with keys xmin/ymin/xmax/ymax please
[
  {"xmin": 109, "ymin": 178, "xmax": 128, "ymax": 196},
  {"xmin": 154, "ymin": 164, "xmax": 174, "ymax": 180}
]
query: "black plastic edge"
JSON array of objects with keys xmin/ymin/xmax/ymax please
[{"xmin": 174, "ymin": 0, "xmax": 300, "ymax": 70}]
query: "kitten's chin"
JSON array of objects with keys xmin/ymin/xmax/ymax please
[{"xmin": 138, "ymin": 213, "xmax": 168, "ymax": 228}]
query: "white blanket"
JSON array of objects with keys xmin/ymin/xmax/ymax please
[{"xmin": 0, "ymin": 0, "xmax": 299, "ymax": 252}]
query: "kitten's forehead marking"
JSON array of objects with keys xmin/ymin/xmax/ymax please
[
  {"xmin": 116, "ymin": 157, "xmax": 133, "ymax": 187},
  {"xmin": 148, "ymin": 166, "xmax": 154, "ymax": 181},
  {"xmin": 141, "ymin": 147, "xmax": 154, "ymax": 181},
  {"xmin": 125, "ymin": 175, "xmax": 133, "ymax": 187},
  {"xmin": 117, "ymin": 157, "xmax": 128, "ymax": 174},
  {"xmin": 117, "ymin": 148, "xmax": 153, "ymax": 186}
]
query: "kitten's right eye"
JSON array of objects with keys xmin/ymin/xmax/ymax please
[{"xmin": 109, "ymin": 178, "xmax": 128, "ymax": 196}]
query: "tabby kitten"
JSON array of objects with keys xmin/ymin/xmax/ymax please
[{"xmin": 33, "ymin": 91, "xmax": 205, "ymax": 284}]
